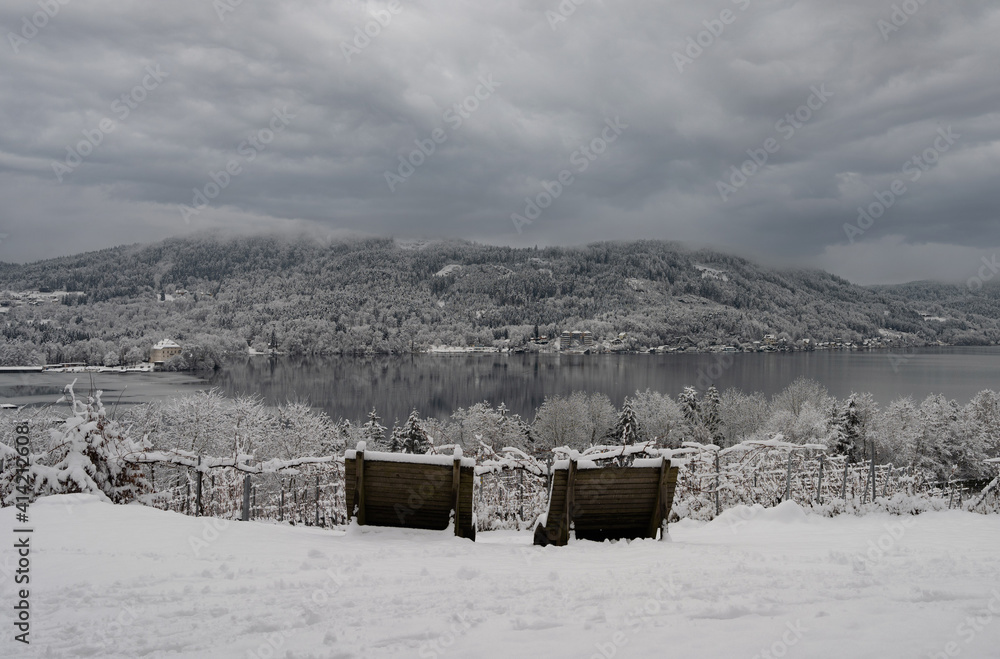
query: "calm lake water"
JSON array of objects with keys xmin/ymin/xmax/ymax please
[{"xmin": 1, "ymin": 347, "xmax": 997, "ymax": 424}]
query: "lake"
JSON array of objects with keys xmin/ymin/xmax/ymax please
[{"xmin": 1, "ymin": 347, "xmax": 997, "ymax": 424}]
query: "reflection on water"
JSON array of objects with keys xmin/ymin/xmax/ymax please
[
  {"xmin": 1, "ymin": 347, "xmax": 997, "ymax": 425},
  {"xmin": 205, "ymin": 347, "xmax": 1000, "ymax": 425}
]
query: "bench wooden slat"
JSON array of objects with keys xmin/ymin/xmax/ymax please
[
  {"xmin": 344, "ymin": 450, "xmax": 476, "ymax": 540},
  {"xmin": 534, "ymin": 456, "xmax": 680, "ymax": 546}
]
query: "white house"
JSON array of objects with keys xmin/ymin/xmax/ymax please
[{"xmin": 149, "ymin": 339, "xmax": 182, "ymax": 364}]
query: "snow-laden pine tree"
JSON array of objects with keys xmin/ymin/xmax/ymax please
[
  {"xmin": 679, "ymin": 386, "xmax": 700, "ymax": 426},
  {"xmin": 702, "ymin": 386, "xmax": 723, "ymax": 445},
  {"xmin": 679, "ymin": 386, "xmax": 710, "ymax": 443},
  {"xmin": 29, "ymin": 383, "xmax": 149, "ymax": 503},
  {"xmin": 338, "ymin": 419, "xmax": 356, "ymax": 447},
  {"xmin": 361, "ymin": 408, "xmax": 387, "ymax": 449},
  {"xmin": 612, "ymin": 398, "xmax": 642, "ymax": 445},
  {"xmin": 393, "ymin": 410, "xmax": 432, "ymax": 454},
  {"xmin": 388, "ymin": 420, "xmax": 404, "ymax": 453},
  {"xmin": 832, "ymin": 394, "xmax": 864, "ymax": 461}
]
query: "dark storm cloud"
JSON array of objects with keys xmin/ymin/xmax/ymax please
[{"xmin": 0, "ymin": 0, "xmax": 997, "ymax": 283}]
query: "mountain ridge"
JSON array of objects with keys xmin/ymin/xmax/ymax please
[{"xmin": 0, "ymin": 234, "xmax": 997, "ymax": 365}]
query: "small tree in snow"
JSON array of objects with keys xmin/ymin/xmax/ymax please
[
  {"xmin": 30, "ymin": 383, "xmax": 149, "ymax": 503},
  {"xmin": 702, "ymin": 385, "xmax": 723, "ymax": 444},
  {"xmin": 832, "ymin": 394, "xmax": 863, "ymax": 461},
  {"xmin": 680, "ymin": 386, "xmax": 699, "ymax": 426},
  {"xmin": 392, "ymin": 410, "xmax": 432, "ymax": 454},
  {"xmin": 361, "ymin": 408, "xmax": 387, "ymax": 449},
  {"xmin": 612, "ymin": 398, "xmax": 642, "ymax": 445},
  {"xmin": 679, "ymin": 386, "xmax": 711, "ymax": 443}
]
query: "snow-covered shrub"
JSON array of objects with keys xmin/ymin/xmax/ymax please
[
  {"xmin": 631, "ymin": 388, "xmax": 686, "ymax": 447},
  {"xmin": 475, "ymin": 445, "xmax": 548, "ymax": 531},
  {"xmin": 3, "ymin": 383, "xmax": 150, "ymax": 504},
  {"xmin": 446, "ymin": 402, "xmax": 532, "ymax": 452},
  {"xmin": 531, "ymin": 393, "xmax": 615, "ymax": 450}
]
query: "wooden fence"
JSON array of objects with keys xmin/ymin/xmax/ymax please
[{"xmin": 104, "ymin": 440, "xmax": 999, "ymax": 530}]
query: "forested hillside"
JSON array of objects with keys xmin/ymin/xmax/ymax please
[{"xmin": 1, "ymin": 234, "xmax": 998, "ymax": 366}]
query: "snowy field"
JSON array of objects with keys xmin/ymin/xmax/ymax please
[{"xmin": 4, "ymin": 496, "xmax": 1000, "ymax": 658}]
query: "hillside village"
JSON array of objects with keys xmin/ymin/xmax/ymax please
[{"xmin": 519, "ymin": 328, "xmax": 910, "ymax": 355}]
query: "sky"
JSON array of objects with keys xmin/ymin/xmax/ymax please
[{"xmin": 0, "ymin": 0, "xmax": 998, "ymax": 284}]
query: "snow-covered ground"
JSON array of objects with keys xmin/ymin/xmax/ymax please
[{"xmin": 5, "ymin": 496, "xmax": 1000, "ymax": 658}]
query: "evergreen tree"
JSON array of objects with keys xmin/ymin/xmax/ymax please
[
  {"xmin": 679, "ymin": 386, "xmax": 700, "ymax": 426},
  {"xmin": 613, "ymin": 397, "xmax": 642, "ymax": 445},
  {"xmin": 394, "ymin": 409, "xmax": 431, "ymax": 454},
  {"xmin": 388, "ymin": 418, "xmax": 403, "ymax": 452},
  {"xmin": 826, "ymin": 398, "xmax": 847, "ymax": 455},
  {"xmin": 834, "ymin": 395, "xmax": 863, "ymax": 461},
  {"xmin": 679, "ymin": 386, "xmax": 711, "ymax": 443},
  {"xmin": 25, "ymin": 385, "xmax": 149, "ymax": 504},
  {"xmin": 702, "ymin": 385, "xmax": 723, "ymax": 444},
  {"xmin": 361, "ymin": 408, "xmax": 387, "ymax": 449}
]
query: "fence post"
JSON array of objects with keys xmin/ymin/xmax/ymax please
[
  {"xmin": 333, "ymin": 481, "xmax": 340, "ymax": 525},
  {"xmin": 869, "ymin": 442, "xmax": 877, "ymax": 503},
  {"xmin": 714, "ymin": 451, "xmax": 721, "ymax": 516},
  {"xmin": 315, "ymin": 474, "xmax": 320, "ymax": 527},
  {"xmin": 185, "ymin": 480, "xmax": 190, "ymax": 514},
  {"xmin": 241, "ymin": 463, "xmax": 251, "ymax": 522},
  {"xmin": 816, "ymin": 454, "xmax": 824, "ymax": 504},
  {"xmin": 195, "ymin": 456, "xmax": 203, "ymax": 517},
  {"xmin": 841, "ymin": 459, "xmax": 849, "ymax": 500},
  {"xmin": 252, "ymin": 485, "xmax": 257, "ymax": 520},
  {"xmin": 784, "ymin": 451, "xmax": 793, "ymax": 502},
  {"xmin": 279, "ymin": 484, "xmax": 284, "ymax": 522},
  {"xmin": 452, "ymin": 449, "xmax": 462, "ymax": 538},
  {"xmin": 518, "ymin": 466, "xmax": 524, "ymax": 523}
]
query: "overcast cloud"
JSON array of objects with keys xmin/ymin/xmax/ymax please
[{"xmin": 0, "ymin": 0, "xmax": 997, "ymax": 283}]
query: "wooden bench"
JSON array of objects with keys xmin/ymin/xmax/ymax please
[
  {"xmin": 344, "ymin": 443, "xmax": 476, "ymax": 540},
  {"xmin": 533, "ymin": 455, "xmax": 679, "ymax": 546}
]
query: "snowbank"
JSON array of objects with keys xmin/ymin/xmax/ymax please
[{"xmin": 4, "ymin": 496, "xmax": 1000, "ymax": 658}]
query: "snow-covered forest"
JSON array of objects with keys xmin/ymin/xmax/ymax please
[
  {"xmin": 2, "ymin": 235, "xmax": 1000, "ymax": 366},
  {"xmin": 4, "ymin": 377, "xmax": 999, "ymax": 531}
]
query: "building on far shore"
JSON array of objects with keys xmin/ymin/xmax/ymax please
[
  {"xmin": 149, "ymin": 339, "xmax": 182, "ymax": 365},
  {"xmin": 561, "ymin": 330, "xmax": 595, "ymax": 350}
]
